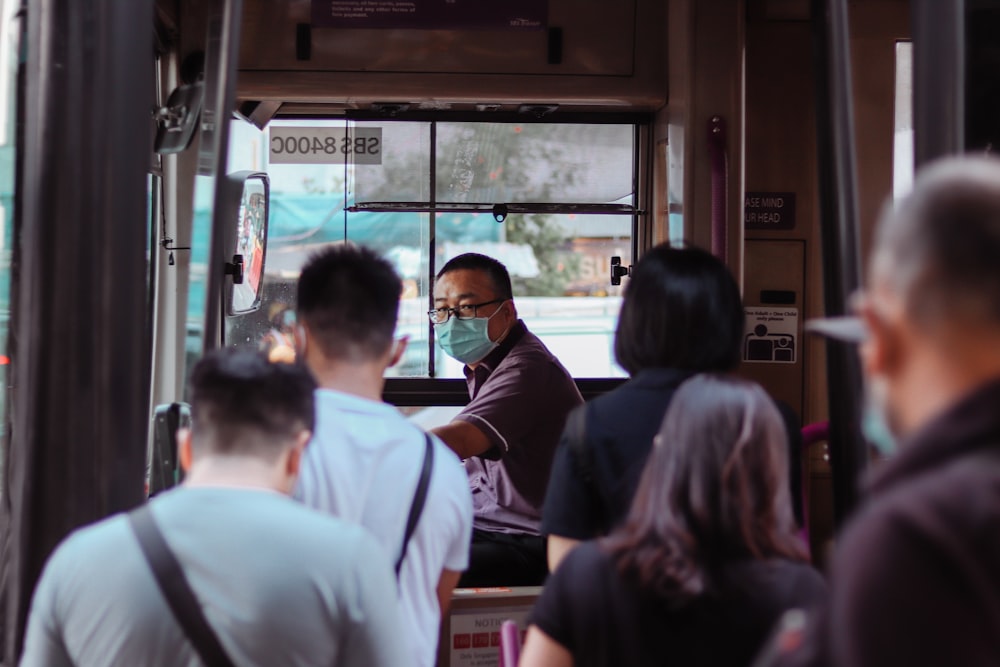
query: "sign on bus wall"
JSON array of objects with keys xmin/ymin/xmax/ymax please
[
  {"xmin": 269, "ymin": 127, "xmax": 383, "ymax": 165},
  {"xmin": 311, "ymin": 0, "xmax": 548, "ymax": 30},
  {"xmin": 744, "ymin": 192, "xmax": 796, "ymax": 231}
]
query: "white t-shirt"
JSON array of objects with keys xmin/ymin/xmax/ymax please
[
  {"xmin": 20, "ymin": 487, "xmax": 405, "ymax": 667},
  {"xmin": 296, "ymin": 389, "xmax": 474, "ymax": 667}
]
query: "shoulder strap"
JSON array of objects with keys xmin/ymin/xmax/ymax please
[
  {"xmin": 128, "ymin": 505, "xmax": 237, "ymax": 667},
  {"xmin": 396, "ymin": 432, "xmax": 435, "ymax": 578}
]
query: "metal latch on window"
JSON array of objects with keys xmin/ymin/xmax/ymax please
[{"xmin": 610, "ymin": 256, "xmax": 632, "ymax": 285}]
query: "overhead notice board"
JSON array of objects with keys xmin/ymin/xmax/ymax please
[{"xmin": 312, "ymin": 0, "xmax": 548, "ymax": 30}]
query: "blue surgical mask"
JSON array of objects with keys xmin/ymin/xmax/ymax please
[
  {"xmin": 435, "ymin": 309, "xmax": 501, "ymax": 365},
  {"xmin": 861, "ymin": 379, "xmax": 897, "ymax": 457}
]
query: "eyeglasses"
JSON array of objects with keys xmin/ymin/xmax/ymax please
[{"xmin": 428, "ymin": 299, "xmax": 504, "ymax": 324}]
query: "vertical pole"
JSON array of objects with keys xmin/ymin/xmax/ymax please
[
  {"xmin": 428, "ymin": 122, "xmax": 437, "ymax": 377},
  {"xmin": 201, "ymin": 0, "xmax": 244, "ymax": 354},
  {"xmin": 6, "ymin": 0, "xmax": 154, "ymax": 659},
  {"xmin": 912, "ymin": 0, "xmax": 964, "ymax": 166},
  {"xmin": 811, "ymin": 0, "xmax": 867, "ymax": 526},
  {"xmin": 707, "ymin": 116, "xmax": 728, "ymax": 260}
]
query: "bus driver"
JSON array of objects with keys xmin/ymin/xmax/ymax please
[{"xmin": 430, "ymin": 253, "xmax": 583, "ymax": 587}]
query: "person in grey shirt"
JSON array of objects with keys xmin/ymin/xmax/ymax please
[{"xmin": 20, "ymin": 349, "xmax": 404, "ymax": 667}]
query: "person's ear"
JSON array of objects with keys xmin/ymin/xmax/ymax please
[
  {"xmin": 177, "ymin": 428, "xmax": 193, "ymax": 473},
  {"xmin": 285, "ymin": 429, "xmax": 311, "ymax": 479},
  {"xmin": 294, "ymin": 324, "xmax": 308, "ymax": 358},
  {"xmin": 860, "ymin": 297, "xmax": 903, "ymax": 379},
  {"xmin": 501, "ymin": 298, "xmax": 517, "ymax": 323},
  {"xmin": 388, "ymin": 335, "xmax": 409, "ymax": 368}
]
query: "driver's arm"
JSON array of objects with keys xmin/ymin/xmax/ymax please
[{"xmin": 431, "ymin": 420, "xmax": 492, "ymax": 460}]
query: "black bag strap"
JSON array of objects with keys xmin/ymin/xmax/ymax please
[
  {"xmin": 396, "ymin": 432, "xmax": 434, "ymax": 577},
  {"xmin": 129, "ymin": 504, "xmax": 237, "ymax": 667}
]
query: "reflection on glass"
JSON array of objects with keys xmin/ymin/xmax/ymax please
[
  {"xmin": 231, "ymin": 177, "xmax": 268, "ymax": 313},
  {"xmin": 434, "ymin": 123, "xmax": 634, "ymax": 205},
  {"xmin": 433, "ymin": 213, "xmax": 630, "ymax": 379},
  {"xmin": 893, "ymin": 41, "xmax": 914, "ymax": 199},
  {"xmin": 186, "ymin": 174, "xmax": 215, "ymax": 374}
]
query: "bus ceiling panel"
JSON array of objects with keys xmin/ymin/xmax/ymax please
[
  {"xmin": 241, "ymin": 0, "xmax": 637, "ymax": 75},
  {"xmin": 234, "ymin": 0, "xmax": 667, "ymax": 111}
]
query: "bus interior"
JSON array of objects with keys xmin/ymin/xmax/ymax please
[{"xmin": 0, "ymin": 0, "xmax": 984, "ymax": 661}]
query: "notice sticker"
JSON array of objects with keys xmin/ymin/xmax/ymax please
[
  {"xmin": 268, "ymin": 126, "xmax": 382, "ymax": 165},
  {"xmin": 449, "ymin": 609, "xmax": 529, "ymax": 667},
  {"xmin": 743, "ymin": 307, "xmax": 798, "ymax": 364}
]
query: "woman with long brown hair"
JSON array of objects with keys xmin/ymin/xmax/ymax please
[{"xmin": 522, "ymin": 375, "xmax": 826, "ymax": 667}]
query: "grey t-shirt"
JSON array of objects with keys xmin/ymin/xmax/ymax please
[{"xmin": 20, "ymin": 487, "xmax": 405, "ymax": 667}]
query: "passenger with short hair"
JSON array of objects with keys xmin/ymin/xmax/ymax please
[
  {"xmin": 521, "ymin": 375, "xmax": 827, "ymax": 667},
  {"xmin": 784, "ymin": 156, "xmax": 1000, "ymax": 666},
  {"xmin": 429, "ymin": 253, "xmax": 583, "ymax": 587},
  {"xmin": 542, "ymin": 244, "xmax": 748, "ymax": 570},
  {"xmin": 20, "ymin": 349, "xmax": 404, "ymax": 667},
  {"xmin": 293, "ymin": 244, "xmax": 473, "ymax": 667}
]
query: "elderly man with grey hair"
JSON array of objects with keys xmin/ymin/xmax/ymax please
[{"xmin": 781, "ymin": 156, "xmax": 1000, "ymax": 667}]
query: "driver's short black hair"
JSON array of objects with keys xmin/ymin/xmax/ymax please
[
  {"xmin": 436, "ymin": 253, "xmax": 514, "ymax": 300},
  {"xmin": 188, "ymin": 348, "xmax": 316, "ymax": 457},
  {"xmin": 297, "ymin": 244, "xmax": 402, "ymax": 362}
]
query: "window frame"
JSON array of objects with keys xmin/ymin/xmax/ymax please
[{"xmin": 262, "ymin": 112, "xmax": 653, "ymax": 404}]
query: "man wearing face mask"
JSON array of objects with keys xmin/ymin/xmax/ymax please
[
  {"xmin": 430, "ymin": 253, "xmax": 583, "ymax": 587},
  {"xmin": 792, "ymin": 156, "xmax": 1000, "ymax": 667}
]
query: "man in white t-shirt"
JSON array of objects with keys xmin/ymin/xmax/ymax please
[{"xmin": 294, "ymin": 244, "xmax": 474, "ymax": 667}]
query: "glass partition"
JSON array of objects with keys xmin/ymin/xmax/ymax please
[{"xmin": 232, "ymin": 118, "xmax": 635, "ymax": 380}]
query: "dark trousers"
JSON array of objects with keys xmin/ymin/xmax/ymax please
[{"xmin": 458, "ymin": 528, "xmax": 548, "ymax": 587}]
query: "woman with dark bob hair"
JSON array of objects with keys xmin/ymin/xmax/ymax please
[
  {"xmin": 542, "ymin": 243, "xmax": 748, "ymax": 570},
  {"xmin": 522, "ymin": 375, "xmax": 826, "ymax": 667}
]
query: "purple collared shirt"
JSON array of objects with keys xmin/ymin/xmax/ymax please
[{"xmin": 456, "ymin": 320, "xmax": 584, "ymax": 535}]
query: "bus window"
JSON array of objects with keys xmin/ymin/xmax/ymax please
[
  {"xmin": 233, "ymin": 118, "xmax": 635, "ymax": 380},
  {"xmin": 893, "ymin": 41, "xmax": 913, "ymax": 199},
  {"xmin": 0, "ymin": 3, "xmax": 17, "ymax": 473}
]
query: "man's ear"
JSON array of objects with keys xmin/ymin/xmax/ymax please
[
  {"xmin": 503, "ymin": 298, "xmax": 518, "ymax": 321},
  {"xmin": 294, "ymin": 323, "xmax": 308, "ymax": 358},
  {"xmin": 860, "ymin": 297, "xmax": 904, "ymax": 379},
  {"xmin": 388, "ymin": 335, "xmax": 409, "ymax": 368},
  {"xmin": 285, "ymin": 429, "xmax": 311, "ymax": 478},
  {"xmin": 177, "ymin": 428, "xmax": 193, "ymax": 473}
]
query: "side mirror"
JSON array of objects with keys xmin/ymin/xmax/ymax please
[
  {"xmin": 220, "ymin": 172, "xmax": 270, "ymax": 315},
  {"xmin": 152, "ymin": 82, "xmax": 203, "ymax": 154}
]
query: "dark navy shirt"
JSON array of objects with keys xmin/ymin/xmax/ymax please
[
  {"xmin": 542, "ymin": 369, "xmax": 805, "ymax": 539},
  {"xmin": 542, "ymin": 367, "xmax": 693, "ymax": 539},
  {"xmin": 456, "ymin": 320, "xmax": 583, "ymax": 535}
]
